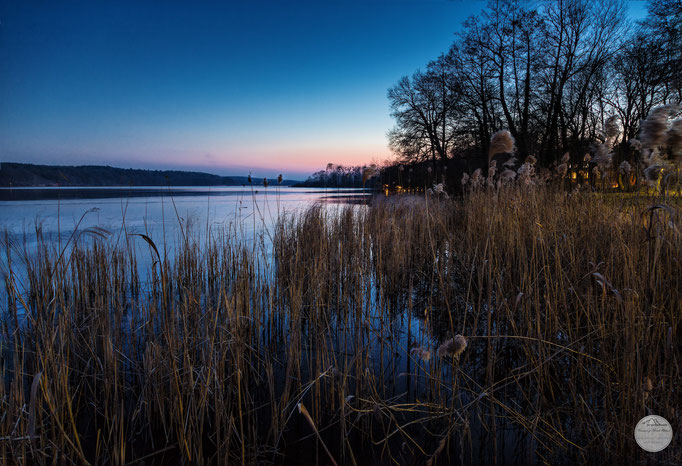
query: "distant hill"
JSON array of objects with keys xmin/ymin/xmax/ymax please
[{"xmin": 0, "ymin": 163, "xmax": 298, "ymax": 187}]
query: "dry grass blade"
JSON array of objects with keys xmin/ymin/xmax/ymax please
[
  {"xmin": 297, "ymin": 403, "xmax": 338, "ymax": 466},
  {"xmin": 28, "ymin": 371, "xmax": 42, "ymax": 444}
]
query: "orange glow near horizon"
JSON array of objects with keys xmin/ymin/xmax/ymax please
[{"xmin": 184, "ymin": 143, "xmax": 395, "ymax": 175}]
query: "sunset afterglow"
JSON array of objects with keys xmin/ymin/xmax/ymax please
[{"xmin": 0, "ymin": 0, "xmax": 491, "ymax": 179}]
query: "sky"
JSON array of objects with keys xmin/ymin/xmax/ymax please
[{"xmin": 0, "ymin": 1, "xmax": 649, "ymax": 180}]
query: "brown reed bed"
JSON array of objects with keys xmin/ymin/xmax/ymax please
[{"xmin": 1, "ymin": 186, "xmax": 680, "ymax": 465}]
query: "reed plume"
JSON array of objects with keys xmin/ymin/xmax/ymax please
[
  {"xmin": 591, "ymin": 143, "xmax": 612, "ymax": 169},
  {"xmin": 499, "ymin": 168, "xmax": 517, "ymax": 184},
  {"xmin": 517, "ymin": 162, "xmax": 535, "ymax": 186},
  {"xmin": 618, "ymin": 160, "xmax": 632, "ymax": 175},
  {"xmin": 605, "ymin": 115, "xmax": 621, "ymax": 147},
  {"xmin": 410, "ymin": 347, "xmax": 431, "ymax": 362},
  {"xmin": 470, "ymin": 168, "xmax": 484, "ymax": 189},
  {"xmin": 503, "ymin": 156, "xmax": 518, "ymax": 168},
  {"xmin": 628, "ymin": 139, "xmax": 642, "ymax": 152},
  {"xmin": 437, "ymin": 335, "xmax": 467, "ymax": 358},
  {"xmin": 489, "ymin": 130, "xmax": 515, "ymax": 162},
  {"xmin": 640, "ymin": 105, "xmax": 678, "ymax": 151},
  {"xmin": 644, "ymin": 164, "xmax": 663, "ymax": 182},
  {"xmin": 668, "ymin": 118, "xmax": 682, "ymax": 160},
  {"xmin": 362, "ymin": 167, "xmax": 377, "ymax": 185},
  {"xmin": 488, "ymin": 163, "xmax": 497, "ymax": 179}
]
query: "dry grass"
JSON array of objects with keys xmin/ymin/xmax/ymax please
[{"xmin": 1, "ymin": 186, "xmax": 680, "ymax": 465}]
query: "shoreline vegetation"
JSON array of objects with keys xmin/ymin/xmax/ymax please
[
  {"xmin": 292, "ymin": 164, "xmax": 381, "ymax": 189},
  {"xmin": 1, "ymin": 180, "xmax": 680, "ymax": 465}
]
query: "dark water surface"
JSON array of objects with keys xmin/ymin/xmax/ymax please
[{"xmin": 0, "ymin": 186, "xmax": 369, "ymax": 245}]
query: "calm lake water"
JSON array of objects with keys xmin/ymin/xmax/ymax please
[
  {"xmin": 0, "ymin": 186, "xmax": 369, "ymax": 296},
  {"xmin": 0, "ymin": 185, "xmax": 368, "ymax": 244}
]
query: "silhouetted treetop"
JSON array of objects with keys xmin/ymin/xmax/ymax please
[{"xmin": 388, "ymin": 0, "xmax": 681, "ymax": 170}]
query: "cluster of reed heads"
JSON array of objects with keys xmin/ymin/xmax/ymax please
[
  {"xmin": 459, "ymin": 105, "xmax": 682, "ymax": 195},
  {"xmin": 1, "ymin": 159, "xmax": 681, "ymax": 464}
]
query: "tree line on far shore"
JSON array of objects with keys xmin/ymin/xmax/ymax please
[{"xmin": 294, "ymin": 163, "xmax": 381, "ymax": 188}]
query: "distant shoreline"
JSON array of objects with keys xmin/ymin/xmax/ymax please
[
  {"xmin": 0, "ymin": 185, "xmax": 371, "ymax": 202},
  {"xmin": 0, "ymin": 162, "xmax": 299, "ymax": 188}
]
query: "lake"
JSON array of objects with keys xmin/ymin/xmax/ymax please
[
  {"xmin": 0, "ymin": 185, "xmax": 369, "ymax": 245},
  {"xmin": 0, "ymin": 186, "xmax": 370, "ymax": 302}
]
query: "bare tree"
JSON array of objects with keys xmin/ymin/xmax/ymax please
[
  {"xmin": 387, "ymin": 0, "xmax": 676, "ymax": 174},
  {"xmin": 387, "ymin": 54, "xmax": 460, "ymax": 168}
]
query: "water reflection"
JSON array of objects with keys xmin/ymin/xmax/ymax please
[{"xmin": 0, "ymin": 186, "xmax": 370, "ymax": 245}]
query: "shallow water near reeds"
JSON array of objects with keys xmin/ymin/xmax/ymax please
[
  {"xmin": 0, "ymin": 186, "xmax": 369, "ymax": 247},
  {"xmin": 0, "ymin": 186, "xmax": 369, "ymax": 300},
  {"xmin": 1, "ymin": 188, "xmax": 679, "ymax": 465},
  {"xmin": 0, "ymin": 188, "xmax": 535, "ymax": 465}
]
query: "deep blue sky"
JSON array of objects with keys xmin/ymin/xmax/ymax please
[{"xmin": 0, "ymin": 1, "xmax": 647, "ymax": 179}]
